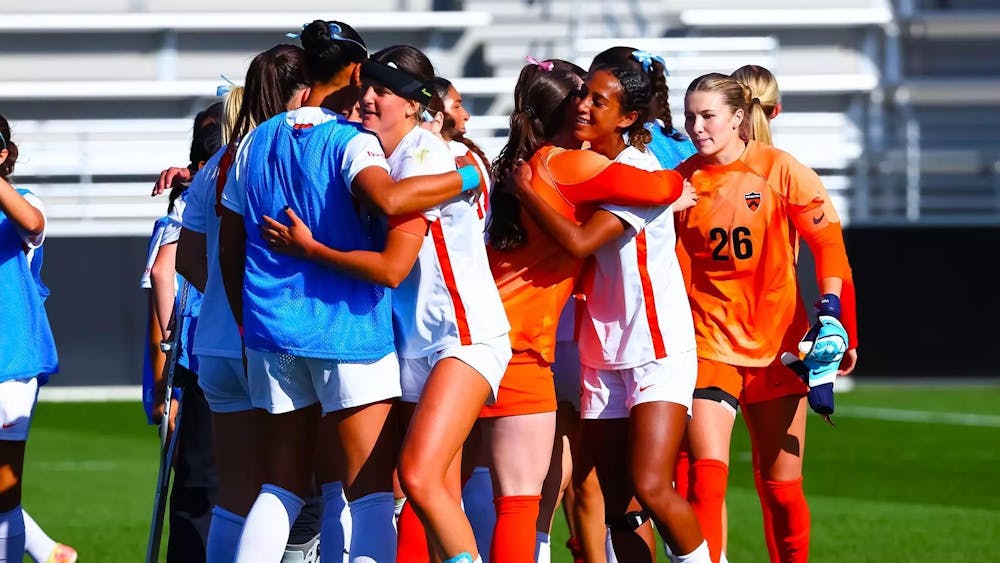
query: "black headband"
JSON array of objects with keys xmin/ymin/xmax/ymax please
[{"xmin": 361, "ymin": 60, "xmax": 433, "ymax": 106}]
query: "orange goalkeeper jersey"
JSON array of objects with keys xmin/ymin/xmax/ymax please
[
  {"xmin": 491, "ymin": 145, "xmax": 684, "ymax": 363},
  {"xmin": 674, "ymin": 140, "xmax": 853, "ymax": 367}
]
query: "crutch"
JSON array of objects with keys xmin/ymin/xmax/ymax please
[{"xmin": 145, "ymin": 281, "xmax": 191, "ymax": 563}]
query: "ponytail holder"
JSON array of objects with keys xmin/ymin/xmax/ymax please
[
  {"xmin": 216, "ymin": 74, "xmax": 237, "ymax": 97},
  {"xmin": 525, "ymin": 56, "xmax": 554, "ymax": 72},
  {"xmin": 631, "ymin": 50, "xmax": 666, "ymax": 75},
  {"xmin": 751, "ymin": 97, "xmax": 762, "ymax": 106},
  {"xmin": 522, "ymin": 106, "xmax": 537, "ymax": 119},
  {"xmin": 0, "ymin": 130, "xmax": 6, "ymax": 151}
]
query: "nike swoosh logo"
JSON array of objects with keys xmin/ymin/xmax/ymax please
[
  {"xmin": 639, "ymin": 385, "xmax": 655, "ymax": 392},
  {"xmin": 813, "ymin": 213, "xmax": 825, "ymax": 225},
  {"xmin": 1, "ymin": 423, "xmax": 17, "ymax": 429}
]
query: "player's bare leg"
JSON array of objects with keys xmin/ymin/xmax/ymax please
[{"xmin": 398, "ymin": 357, "xmax": 491, "ymax": 560}]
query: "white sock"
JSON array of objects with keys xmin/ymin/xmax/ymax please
[
  {"xmin": 605, "ymin": 527, "xmax": 618, "ymax": 563},
  {"xmin": 534, "ymin": 531, "xmax": 551, "ymax": 563},
  {"xmin": 675, "ymin": 540, "xmax": 711, "ymax": 563},
  {"xmin": 21, "ymin": 509, "xmax": 56, "ymax": 563},
  {"xmin": 462, "ymin": 466, "xmax": 495, "ymax": 559},
  {"xmin": 321, "ymin": 482, "xmax": 348, "ymax": 563},
  {"xmin": 0, "ymin": 507, "xmax": 25, "ymax": 563},
  {"xmin": 207, "ymin": 505, "xmax": 246, "ymax": 563},
  {"xmin": 720, "ymin": 551, "xmax": 729, "ymax": 563},
  {"xmin": 235, "ymin": 484, "xmax": 305, "ymax": 563},
  {"xmin": 347, "ymin": 492, "xmax": 396, "ymax": 563}
]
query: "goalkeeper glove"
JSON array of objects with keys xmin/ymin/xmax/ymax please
[
  {"xmin": 793, "ymin": 293, "xmax": 849, "ymax": 420},
  {"xmin": 781, "ymin": 352, "xmax": 836, "ymax": 424}
]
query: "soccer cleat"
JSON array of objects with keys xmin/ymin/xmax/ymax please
[
  {"xmin": 443, "ymin": 553, "xmax": 475, "ymax": 563},
  {"xmin": 47, "ymin": 544, "xmax": 78, "ymax": 563},
  {"xmin": 281, "ymin": 533, "xmax": 320, "ymax": 563}
]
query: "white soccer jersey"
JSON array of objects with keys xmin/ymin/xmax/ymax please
[
  {"xmin": 577, "ymin": 146, "xmax": 696, "ymax": 370},
  {"xmin": 181, "ymin": 147, "xmax": 242, "ymax": 359},
  {"xmin": 389, "ymin": 127, "xmax": 509, "ymax": 359},
  {"xmin": 140, "ymin": 216, "xmax": 170, "ymax": 289},
  {"xmin": 18, "ymin": 192, "xmax": 45, "ymax": 266},
  {"xmin": 447, "ymin": 139, "xmax": 491, "ymax": 230}
]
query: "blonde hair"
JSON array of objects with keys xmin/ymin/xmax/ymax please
[
  {"xmin": 686, "ymin": 72, "xmax": 753, "ymax": 141},
  {"xmin": 221, "ymin": 86, "xmax": 245, "ymax": 146},
  {"xmin": 731, "ymin": 65, "xmax": 779, "ymax": 146}
]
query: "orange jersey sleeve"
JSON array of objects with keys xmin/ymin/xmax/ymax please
[
  {"xmin": 489, "ymin": 146, "xmax": 594, "ymax": 362},
  {"xmin": 543, "ymin": 148, "xmax": 683, "ymax": 207},
  {"xmin": 675, "ymin": 141, "xmax": 854, "ymax": 366}
]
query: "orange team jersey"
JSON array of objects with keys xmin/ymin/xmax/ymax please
[
  {"xmin": 674, "ymin": 140, "xmax": 853, "ymax": 367},
  {"xmin": 490, "ymin": 144, "xmax": 685, "ymax": 364}
]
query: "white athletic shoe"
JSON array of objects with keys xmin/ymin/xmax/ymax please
[{"xmin": 281, "ymin": 534, "xmax": 320, "ymax": 563}]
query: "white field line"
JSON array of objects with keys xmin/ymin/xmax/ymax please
[
  {"xmin": 833, "ymin": 406, "xmax": 1000, "ymax": 428},
  {"xmin": 38, "ymin": 385, "xmax": 141, "ymax": 402}
]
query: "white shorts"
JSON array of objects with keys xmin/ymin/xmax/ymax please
[
  {"xmin": 246, "ymin": 350, "xmax": 402, "ymax": 415},
  {"xmin": 400, "ymin": 334, "xmax": 512, "ymax": 405},
  {"xmin": 580, "ymin": 349, "xmax": 697, "ymax": 420},
  {"xmin": 0, "ymin": 377, "xmax": 39, "ymax": 442},
  {"xmin": 552, "ymin": 340, "xmax": 582, "ymax": 412},
  {"xmin": 197, "ymin": 355, "xmax": 252, "ymax": 414}
]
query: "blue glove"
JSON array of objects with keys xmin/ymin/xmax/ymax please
[
  {"xmin": 781, "ymin": 352, "xmax": 836, "ymax": 422},
  {"xmin": 798, "ymin": 294, "xmax": 848, "ymax": 380}
]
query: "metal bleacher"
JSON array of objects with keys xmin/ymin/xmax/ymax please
[{"xmin": 3, "ymin": 0, "xmax": 996, "ymax": 235}]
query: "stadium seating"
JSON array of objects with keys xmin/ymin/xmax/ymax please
[{"xmin": 5, "ymin": 0, "xmax": 996, "ymax": 234}]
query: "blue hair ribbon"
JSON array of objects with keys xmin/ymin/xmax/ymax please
[
  {"xmin": 216, "ymin": 74, "xmax": 237, "ymax": 97},
  {"xmin": 631, "ymin": 50, "xmax": 668, "ymax": 75},
  {"xmin": 0, "ymin": 130, "xmax": 6, "ymax": 151}
]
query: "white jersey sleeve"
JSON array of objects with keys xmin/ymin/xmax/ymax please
[
  {"xmin": 341, "ymin": 132, "xmax": 391, "ymax": 194},
  {"xmin": 392, "ymin": 143, "xmax": 456, "ymax": 222},
  {"xmin": 140, "ymin": 218, "xmax": 169, "ymax": 289},
  {"xmin": 17, "ymin": 192, "xmax": 46, "ymax": 249},
  {"xmin": 181, "ymin": 153, "xmax": 220, "ymax": 235},
  {"xmin": 160, "ymin": 196, "xmax": 185, "ymax": 246},
  {"xmin": 221, "ymin": 133, "xmax": 255, "ymax": 215}
]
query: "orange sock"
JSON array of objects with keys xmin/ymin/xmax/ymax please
[
  {"xmin": 489, "ymin": 495, "xmax": 541, "ymax": 563},
  {"xmin": 396, "ymin": 500, "xmax": 430, "ymax": 563},
  {"xmin": 674, "ymin": 448, "xmax": 691, "ymax": 500},
  {"xmin": 761, "ymin": 477, "xmax": 810, "ymax": 563},
  {"xmin": 690, "ymin": 459, "xmax": 728, "ymax": 563},
  {"xmin": 754, "ymin": 469, "xmax": 779, "ymax": 561}
]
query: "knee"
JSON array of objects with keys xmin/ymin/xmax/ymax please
[
  {"xmin": 631, "ymin": 469, "xmax": 678, "ymax": 509},
  {"xmin": 397, "ymin": 456, "xmax": 436, "ymax": 504}
]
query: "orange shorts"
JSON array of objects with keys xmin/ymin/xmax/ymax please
[
  {"xmin": 695, "ymin": 356, "xmax": 808, "ymax": 406},
  {"xmin": 479, "ymin": 351, "xmax": 557, "ymax": 418}
]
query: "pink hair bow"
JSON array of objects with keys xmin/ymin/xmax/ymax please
[{"xmin": 525, "ymin": 56, "xmax": 554, "ymax": 71}]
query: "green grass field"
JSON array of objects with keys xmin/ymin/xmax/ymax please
[{"xmin": 20, "ymin": 383, "xmax": 1000, "ymax": 562}]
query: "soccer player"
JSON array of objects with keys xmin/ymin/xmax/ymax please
[
  {"xmin": 0, "ymin": 112, "xmax": 59, "ymax": 562},
  {"xmin": 544, "ymin": 46, "xmax": 700, "ymax": 563},
  {"xmin": 675, "ymin": 73, "xmax": 857, "ymax": 563},
  {"xmin": 728, "ymin": 64, "xmax": 859, "ymax": 562},
  {"xmin": 148, "ymin": 102, "xmax": 221, "ymax": 563},
  {"xmin": 511, "ymin": 61, "xmax": 708, "ymax": 563}
]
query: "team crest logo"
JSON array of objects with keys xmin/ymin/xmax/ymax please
[{"xmin": 744, "ymin": 191, "xmax": 761, "ymax": 212}]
